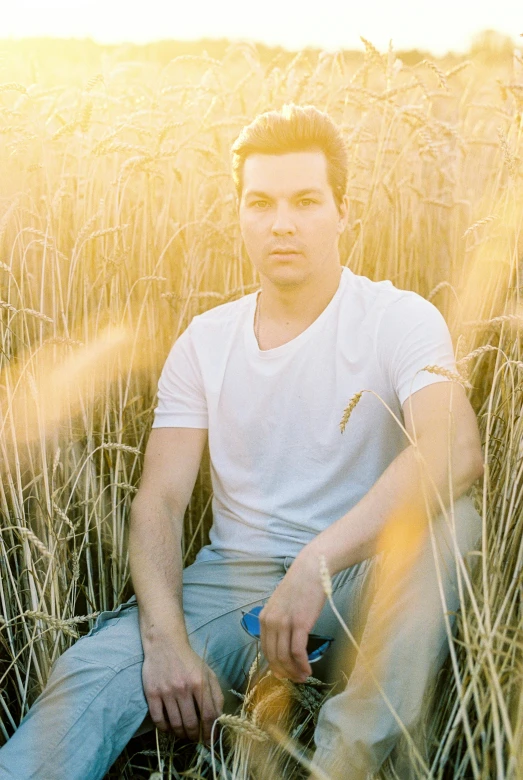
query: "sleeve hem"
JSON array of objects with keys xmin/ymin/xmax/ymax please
[
  {"xmin": 151, "ymin": 415, "xmax": 208, "ymax": 429},
  {"xmin": 397, "ymin": 373, "xmax": 455, "ymax": 408}
]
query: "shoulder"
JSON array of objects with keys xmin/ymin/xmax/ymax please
[
  {"xmin": 343, "ymin": 269, "xmax": 445, "ymax": 329},
  {"xmin": 187, "ymin": 292, "xmax": 256, "ymax": 338}
]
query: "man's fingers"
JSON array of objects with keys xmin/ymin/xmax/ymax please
[
  {"xmin": 163, "ymin": 697, "xmax": 186, "ymax": 740},
  {"xmin": 147, "ymin": 694, "xmax": 170, "ymax": 733},
  {"xmin": 197, "ymin": 679, "xmax": 222, "ymax": 743},
  {"xmin": 261, "ymin": 608, "xmax": 289, "ymax": 678},
  {"xmin": 261, "ymin": 623, "xmax": 282, "ymax": 678},
  {"xmin": 208, "ymin": 673, "xmax": 225, "ymax": 717},
  {"xmin": 276, "ymin": 628, "xmax": 293, "ymax": 678},
  {"xmin": 260, "ymin": 613, "xmax": 270, "ymax": 669},
  {"xmin": 290, "ymin": 627, "xmax": 311, "ymax": 680},
  {"xmin": 177, "ymin": 692, "xmax": 201, "ymax": 742}
]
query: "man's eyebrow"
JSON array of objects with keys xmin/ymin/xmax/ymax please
[{"xmin": 244, "ymin": 188, "xmax": 324, "ymax": 199}]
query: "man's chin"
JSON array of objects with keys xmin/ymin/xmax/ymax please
[{"xmin": 261, "ymin": 266, "xmax": 311, "ymax": 289}]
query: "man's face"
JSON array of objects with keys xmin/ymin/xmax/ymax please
[{"xmin": 238, "ymin": 150, "xmax": 349, "ymax": 288}]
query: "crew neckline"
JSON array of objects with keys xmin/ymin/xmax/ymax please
[{"xmin": 245, "ymin": 267, "xmax": 350, "ymax": 360}]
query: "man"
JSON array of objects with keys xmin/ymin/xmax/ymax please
[{"xmin": 0, "ymin": 104, "xmax": 483, "ymax": 780}]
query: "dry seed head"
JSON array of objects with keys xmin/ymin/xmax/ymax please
[
  {"xmin": 52, "ymin": 182, "xmax": 68, "ymax": 216},
  {"xmin": 85, "ymin": 225, "xmax": 127, "ymax": 242},
  {"xmin": 23, "ymin": 611, "xmax": 79, "ymax": 638},
  {"xmin": 360, "ymin": 37, "xmax": 385, "ymax": 70},
  {"xmin": 340, "ymin": 391, "xmax": 364, "ymax": 433},
  {"xmin": 72, "ymin": 199, "xmax": 106, "ymax": 256},
  {"xmin": 454, "ymin": 333, "xmax": 470, "ymax": 364},
  {"xmin": 101, "ymin": 443, "xmax": 141, "ymax": 455},
  {"xmin": 71, "ymin": 552, "xmax": 80, "ymax": 581},
  {"xmin": 417, "ymin": 59, "xmax": 448, "ymax": 90},
  {"xmin": 93, "ymin": 141, "xmax": 148, "ymax": 156},
  {"xmin": 0, "ymin": 82, "xmax": 27, "ymax": 93},
  {"xmin": 52, "ymin": 121, "xmax": 78, "ymax": 141},
  {"xmin": 21, "ymin": 308, "xmax": 54, "ymax": 324},
  {"xmin": 463, "ymin": 216, "xmax": 497, "ymax": 238},
  {"xmin": 23, "ymin": 610, "xmax": 100, "ymax": 638},
  {"xmin": 0, "ymin": 300, "xmax": 17, "ymax": 313},
  {"xmin": 457, "ymin": 345, "xmax": 500, "ymax": 366},
  {"xmin": 51, "ymin": 446, "xmax": 61, "ymax": 478},
  {"xmin": 427, "ymin": 281, "xmax": 456, "ymax": 302},
  {"xmin": 445, "ymin": 61, "xmax": 472, "ymax": 80},
  {"xmin": 218, "ymin": 714, "xmax": 269, "ymax": 741},
  {"xmin": 464, "ymin": 314, "xmax": 523, "ymax": 329},
  {"xmin": 422, "ymin": 198, "xmax": 453, "ymax": 209},
  {"xmin": 245, "ymin": 650, "xmax": 262, "ymax": 688},
  {"xmin": 497, "ymin": 127, "xmax": 518, "ymax": 176},
  {"xmin": 422, "ymin": 365, "xmax": 472, "ymax": 389},
  {"xmin": 80, "ymin": 102, "xmax": 93, "ymax": 133},
  {"xmin": 114, "ymin": 483, "xmax": 138, "ymax": 493},
  {"xmin": 85, "ymin": 73, "xmax": 104, "ymax": 92},
  {"xmin": 52, "ymin": 501, "xmax": 73, "ymax": 527},
  {"xmin": 19, "ymin": 527, "xmax": 52, "ymax": 558}
]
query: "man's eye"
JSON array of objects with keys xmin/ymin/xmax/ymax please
[
  {"xmin": 253, "ymin": 201, "xmax": 269, "ymax": 209},
  {"xmin": 299, "ymin": 199, "xmax": 315, "ymax": 206}
]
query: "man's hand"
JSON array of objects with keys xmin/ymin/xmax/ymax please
[
  {"xmin": 142, "ymin": 638, "xmax": 224, "ymax": 744},
  {"xmin": 259, "ymin": 553, "xmax": 327, "ymax": 683}
]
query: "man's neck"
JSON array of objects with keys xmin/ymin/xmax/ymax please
[
  {"xmin": 255, "ymin": 265, "xmax": 343, "ymax": 350},
  {"xmin": 259, "ymin": 265, "xmax": 343, "ymax": 325}
]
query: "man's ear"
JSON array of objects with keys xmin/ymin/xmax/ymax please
[{"xmin": 337, "ymin": 193, "xmax": 350, "ymax": 234}]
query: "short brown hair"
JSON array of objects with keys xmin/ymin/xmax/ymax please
[{"xmin": 231, "ymin": 104, "xmax": 348, "ymax": 210}]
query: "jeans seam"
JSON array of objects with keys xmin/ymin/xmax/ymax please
[
  {"xmin": 331, "ymin": 560, "xmax": 373, "ymax": 594},
  {"xmin": 67, "ymin": 652, "xmax": 144, "ymax": 674},
  {"xmin": 187, "ymin": 592, "xmax": 275, "ymax": 635}
]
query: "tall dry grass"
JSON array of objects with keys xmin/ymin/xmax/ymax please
[{"xmin": 0, "ymin": 38, "xmax": 522, "ymax": 778}]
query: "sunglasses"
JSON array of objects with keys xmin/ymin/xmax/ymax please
[{"xmin": 240, "ymin": 605, "xmax": 334, "ymax": 663}]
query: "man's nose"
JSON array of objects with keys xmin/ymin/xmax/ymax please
[{"xmin": 271, "ymin": 204, "xmax": 296, "ymax": 234}]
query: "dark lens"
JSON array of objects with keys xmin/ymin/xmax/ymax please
[
  {"xmin": 306, "ymin": 635, "xmax": 333, "ymax": 662},
  {"xmin": 240, "ymin": 605, "xmax": 263, "ymax": 638}
]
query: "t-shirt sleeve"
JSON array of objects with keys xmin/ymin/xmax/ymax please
[
  {"xmin": 377, "ymin": 293, "xmax": 457, "ymax": 408},
  {"xmin": 152, "ymin": 323, "xmax": 208, "ymax": 429}
]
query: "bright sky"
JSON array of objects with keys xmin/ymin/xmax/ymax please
[{"xmin": 1, "ymin": 0, "xmax": 521, "ymax": 55}]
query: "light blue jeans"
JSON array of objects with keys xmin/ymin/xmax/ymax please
[{"xmin": 0, "ymin": 496, "xmax": 481, "ymax": 780}]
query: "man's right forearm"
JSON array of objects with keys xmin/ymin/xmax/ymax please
[{"xmin": 129, "ymin": 491, "xmax": 189, "ymax": 649}]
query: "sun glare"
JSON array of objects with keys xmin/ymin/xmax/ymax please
[{"xmin": 0, "ymin": 0, "xmax": 520, "ymax": 54}]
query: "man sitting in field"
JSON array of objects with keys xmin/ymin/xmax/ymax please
[{"xmin": 0, "ymin": 104, "xmax": 483, "ymax": 780}]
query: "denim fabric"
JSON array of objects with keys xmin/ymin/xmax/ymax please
[
  {"xmin": 310, "ymin": 495, "xmax": 482, "ymax": 779},
  {"xmin": 0, "ymin": 496, "xmax": 481, "ymax": 780}
]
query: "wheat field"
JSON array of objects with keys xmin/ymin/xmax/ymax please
[{"xmin": 0, "ymin": 37, "xmax": 522, "ymax": 778}]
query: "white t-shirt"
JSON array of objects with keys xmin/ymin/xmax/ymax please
[{"xmin": 152, "ymin": 267, "xmax": 457, "ymax": 560}]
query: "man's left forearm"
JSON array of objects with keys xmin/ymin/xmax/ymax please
[{"xmin": 298, "ymin": 437, "xmax": 484, "ymax": 577}]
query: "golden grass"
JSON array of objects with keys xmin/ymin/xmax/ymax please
[{"xmin": 0, "ymin": 37, "xmax": 522, "ymax": 778}]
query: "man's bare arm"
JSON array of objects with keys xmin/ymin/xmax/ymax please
[
  {"xmin": 301, "ymin": 381, "xmax": 484, "ymax": 575},
  {"xmin": 259, "ymin": 381, "xmax": 484, "ymax": 681},
  {"xmin": 129, "ymin": 427, "xmax": 224, "ymax": 742}
]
